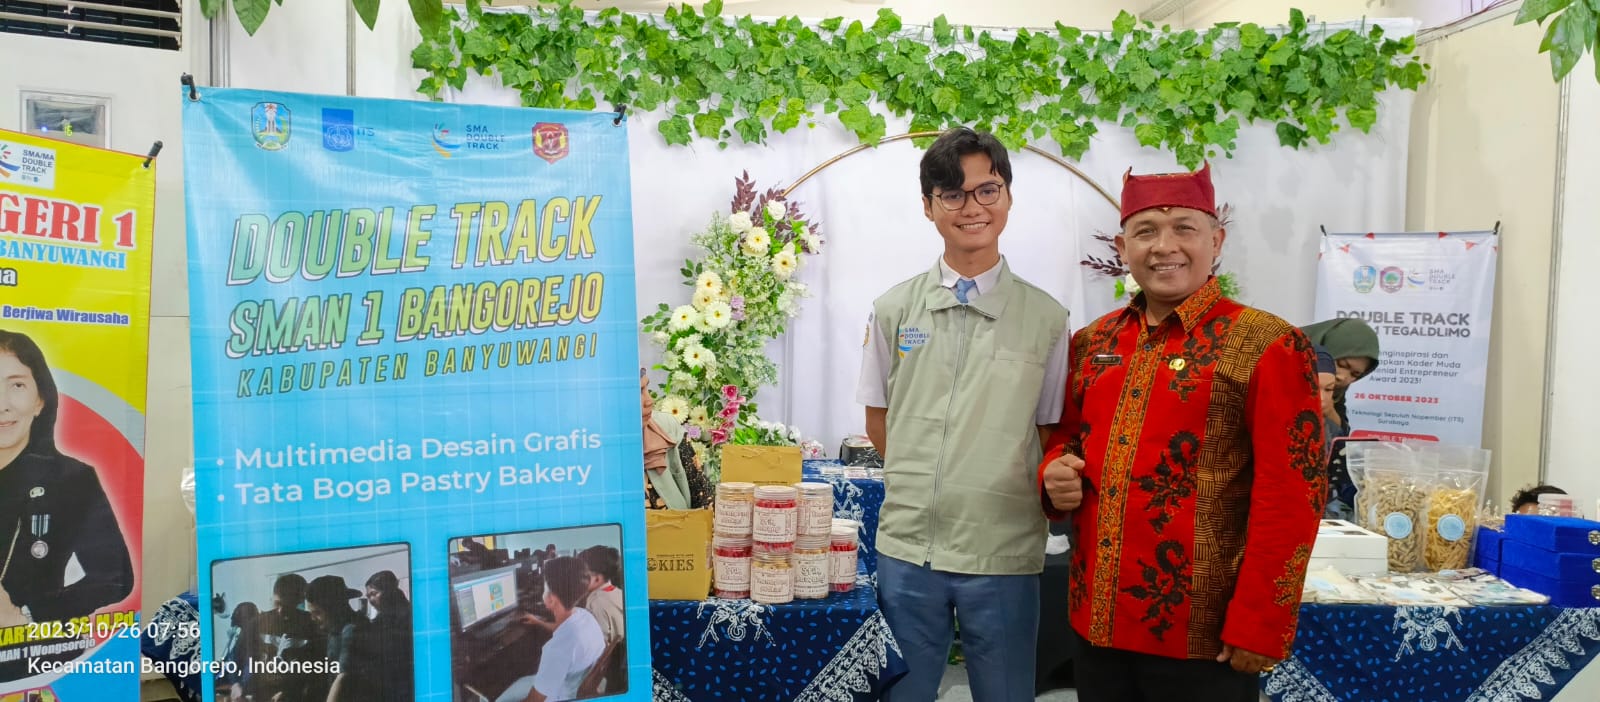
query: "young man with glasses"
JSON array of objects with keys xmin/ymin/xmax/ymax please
[{"xmin": 857, "ymin": 127, "xmax": 1075, "ymax": 701}]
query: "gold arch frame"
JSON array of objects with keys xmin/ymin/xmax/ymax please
[{"xmin": 780, "ymin": 131, "xmax": 1121, "ymax": 210}]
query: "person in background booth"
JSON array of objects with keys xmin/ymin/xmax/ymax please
[
  {"xmin": 857, "ymin": 127, "xmax": 1071, "ymax": 701},
  {"xmin": 365, "ymin": 570, "xmax": 415, "ymax": 701},
  {"xmin": 1301, "ymin": 317, "xmax": 1380, "ymax": 434},
  {"xmin": 1039, "ymin": 163, "xmax": 1326, "ymax": 701},
  {"xmin": 1511, "ymin": 485, "xmax": 1568, "ymax": 515},
  {"xmin": 0, "ymin": 329, "xmax": 135, "ymax": 635},
  {"xmin": 499, "ymin": 557, "xmax": 606, "ymax": 702}
]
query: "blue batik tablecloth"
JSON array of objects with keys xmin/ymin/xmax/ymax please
[
  {"xmin": 803, "ymin": 460, "xmax": 885, "ymax": 578},
  {"xmin": 650, "ymin": 582, "xmax": 906, "ymax": 702},
  {"xmin": 139, "ymin": 592, "xmax": 203, "ymax": 702},
  {"xmin": 1262, "ymin": 604, "xmax": 1600, "ymax": 702}
]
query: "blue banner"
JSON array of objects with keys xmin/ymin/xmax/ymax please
[{"xmin": 183, "ymin": 88, "xmax": 646, "ymax": 702}]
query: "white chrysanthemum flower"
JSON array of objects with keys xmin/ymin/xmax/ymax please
[
  {"xmin": 693, "ymin": 288, "xmax": 718, "ymax": 310},
  {"xmin": 651, "ymin": 331, "xmax": 670, "ymax": 345},
  {"xmin": 693, "ymin": 310, "xmax": 719, "ymax": 334},
  {"xmin": 676, "ymin": 333, "xmax": 703, "ymax": 350},
  {"xmin": 683, "ymin": 345, "xmax": 715, "ymax": 368},
  {"xmin": 669, "ymin": 305, "xmax": 698, "ymax": 331},
  {"xmin": 671, "ymin": 371, "xmax": 696, "ymax": 388},
  {"xmin": 803, "ymin": 233, "xmax": 822, "ymax": 253},
  {"xmin": 728, "ymin": 211, "xmax": 754, "ymax": 233},
  {"xmin": 777, "ymin": 291, "xmax": 798, "ymax": 316},
  {"xmin": 771, "ymin": 250, "xmax": 798, "ymax": 279},
  {"xmin": 702, "ymin": 301, "xmax": 733, "ymax": 329},
  {"xmin": 658, "ymin": 396, "xmax": 690, "ymax": 422},
  {"xmin": 742, "ymin": 228, "xmax": 771, "ymax": 256},
  {"xmin": 663, "ymin": 351, "xmax": 680, "ymax": 369},
  {"xmin": 696, "ymin": 270, "xmax": 724, "ymax": 296},
  {"xmin": 765, "ymin": 200, "xmax": 786, "ymax": 222},
  {"xmin": 689, "ymin": 406, "xmax": 710, "ymax": 425}
]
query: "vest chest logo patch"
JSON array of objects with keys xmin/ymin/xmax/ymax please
[{"xmin": 896, "ymin": 326, "xmax": 930, "ymax": 357}]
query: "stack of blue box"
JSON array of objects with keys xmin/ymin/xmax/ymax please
[
  {"xmin": 1472, "ymin": 524, "xmax": 1504, "ymax": 575},
  {"xmin": 1497, "ymin": 514, "xmax": 1600, "ymax": 608}
]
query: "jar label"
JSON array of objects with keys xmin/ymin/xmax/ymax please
[
  {"xmin": 751, "ymin": 565, "xmax": 793, "ymax": 601},
  {"xmin": 754, "ymin": 508, "xmax": 796, "ymax": 541},
  {"xmin": 829, "ymin": 549, "xmax": 858, "ymax": 583},
  {"xmin": 802, "ymin": 501, "xmax": 834, "ymax": 535},
  {"xmin": 715, "ymin": 501, "xmax": 752, "ymax": 531},
  {"xmin": 714, "ymin": 555, "xmax": 751, "ymax": 589},
  {"xmin": 794, "ymin": 552, "xmax": 829, "ymax": 589}
]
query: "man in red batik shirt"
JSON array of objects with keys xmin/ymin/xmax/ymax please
[{"xmin": 1037, "ymin": 163, "xmax": 1325, "ymax": 701}]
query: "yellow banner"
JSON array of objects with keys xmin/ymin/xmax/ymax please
[{"xmin": 0, "ymin": 129, "xmax": 152, "ymax": 690}]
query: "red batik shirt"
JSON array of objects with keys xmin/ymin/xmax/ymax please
[{"xmin": 1039, "ymin": 279, "xmax": 1326, "ymax": 661}]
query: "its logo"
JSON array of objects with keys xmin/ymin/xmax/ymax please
[
  {"xmin": 1379, "ymin": 266, "xmax": 1405, "ymax": 293},
  {"xmin": 896, "ymin": 326, "xmax": 931, "ymax": 358},
  {"xmin": 251, "ymin": 102, "xmax": 291, "ymax": 151},
  {"xmin": 0, "ymin": 142, "xmax": 57, "ymax": 189},
  {"xmin": 1352, "ymin": 265, "xmax": 1376, "ymax": 293},
  {"xmin": 1406, "ymin": 269, "xmax": 1428, "ymax": 288},
  {"xmin": 0, "ymin": 145, "xmax": 18, "ymax": 178},
  {"xmin": 321, "ymin": 108, "xmax": 356, "ymax": 152},
  {"xmin": 533, "ymin": 122, "xmax": 570, "ymax": 164},
  {"xmin": 431, "ymin": 124, "xmax": 462, "ymax": 157}
]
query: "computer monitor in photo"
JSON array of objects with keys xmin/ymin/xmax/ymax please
[{"xmin": 452, "ymin": 564, "xmax": 522, "ymax": 631}]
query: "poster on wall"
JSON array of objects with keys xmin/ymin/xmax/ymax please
[
  {"xmin": 1313, "ymin": 230, "xmax": 1498, "ymax": 445},
  {"xmin": 0, "ymin": 129, "xmax": 152, "ymax": 699},
  {"xmin": 182, "ymin": 88, "xmax": 647, "ymax": 702}
]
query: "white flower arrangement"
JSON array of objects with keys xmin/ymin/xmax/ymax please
[{"xmin": 640, "ymin": 173, "xmax": 826, "ymax": 479}]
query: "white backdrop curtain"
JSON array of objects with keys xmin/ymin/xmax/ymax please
[{"xmin": 449, "ymin": 15, "xmax": 1417, "ymax": 455}]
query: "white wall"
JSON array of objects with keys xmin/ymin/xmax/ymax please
[
  {"xmin": 0, "ymin": 2, "xmax": 206, "ymax": 614},
  {"xmin": 1545, "ymin": 56, "xmax": 1600, "ymax": 517},
  {"xmin": 1405, "ymin": 10, "xmax": 1560, "ymax": 505}
]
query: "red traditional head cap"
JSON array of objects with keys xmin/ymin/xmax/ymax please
[{"xmin": 1119, "ymin": 162, "xmax": 1216, "ymax": 225}]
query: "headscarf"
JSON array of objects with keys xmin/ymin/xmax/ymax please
[
  {"xmin": 1301, "ymin": 318, "xmax": 1380, "ymax": 373},
  {"xmin": 1301, "ymin": 318, "xmax": 1381, "ymax": 431},
  {"xmin": 1312, "ymin": 344, "xmax": 1336, "ymax": 376},
  {"xmin": 641, "ymin": 371, "xmax": 674, "ymax": 472}
]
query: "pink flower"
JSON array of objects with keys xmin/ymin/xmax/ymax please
[
  {"xmin": 719, "ymin": 403, "xmax": 741, "ymax": 419},
  {"xmin": 685, "ymin": 425, "xmax": 701, "ymax": 440},
  {"xmin": 721, "ymin": 384, "xmax": 742, "ymax": 402},
  {"xmin": 711, "ymin": 428, "xmax": 729, "ymax": 445}
]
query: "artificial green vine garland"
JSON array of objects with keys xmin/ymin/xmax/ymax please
[{"xmin": 412, "ymin": 0, "xmax": 1426, "ymax": 168}]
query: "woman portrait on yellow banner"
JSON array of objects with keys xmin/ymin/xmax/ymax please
[{"xmin": 0, "ymin": 329, "xmax": 133, "ymax": 634}]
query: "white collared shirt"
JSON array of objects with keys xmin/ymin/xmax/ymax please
[
  {"xmin": 856, "ymin": 256, "xmax": 1071, "ymax": 425},
  {"xmin": 937, "ymin": 256, "xmax": 1004, "ymax": 301}
]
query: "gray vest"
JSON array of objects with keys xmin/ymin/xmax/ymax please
[{"xmin": 872, "ymin": 261, "xmax": 1068, "ymax": 574}]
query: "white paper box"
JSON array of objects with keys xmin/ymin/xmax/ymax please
[{"xmin": 1310, "ymin": 519, "xmax": 1389, "ymax": 575}]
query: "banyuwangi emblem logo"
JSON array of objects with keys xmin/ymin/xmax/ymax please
[
  {"xmin": 251, "ymin": 102, "xmax": 291, "ymax": 151},
  {"xmin": 1379, "ymin": 266, "xmax": 1405, "ymax": 293},
  {"xmin": 1352, "ymin": 265, "xmax": 1377, "ymax": 293},
  {"xmin": 533, "ymin": 122, "xmax": 570, "ymax": 163}
]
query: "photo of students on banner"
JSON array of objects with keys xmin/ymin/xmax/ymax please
[
  {"xmin": 1, "ymin": 329, "xmax": 136, "ymax": 683},
  {"xmin": 210, "ymin": 544, "xmax": 414, "ymax": 702},
  {"xmin": 446, "ymin": 525, "xmax": 625, "ymax": 702}
]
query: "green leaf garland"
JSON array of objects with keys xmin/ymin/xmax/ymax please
[{"xmin": 411, "ymin": 2, "xmax": 1428, "ymax": 168}]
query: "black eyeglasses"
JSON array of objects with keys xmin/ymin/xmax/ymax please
[{"xmin": 933, "ymin": 182, "xmax": 1005, "ymax": 211}]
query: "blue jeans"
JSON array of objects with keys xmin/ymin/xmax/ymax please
[{"xmin": 878, "ymin": 555, "xmax": 1040, "ymax": 702}]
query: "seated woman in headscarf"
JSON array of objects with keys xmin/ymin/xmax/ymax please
[{"xmin": 1301, "ymin": 318, "xmax": 1381, "ymax": 435}]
